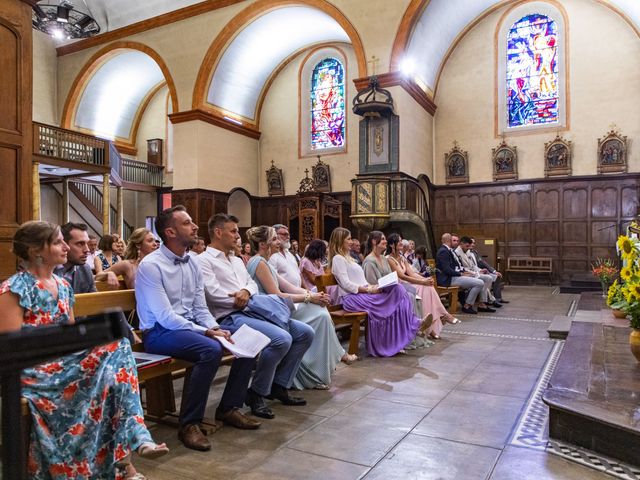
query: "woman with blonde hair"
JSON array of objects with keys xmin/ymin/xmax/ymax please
[
  {"xmin": 246, "ymin": 225, "xmax": 356, "ymax": 390},
  {"xmin": 98, "ymin": 228, "xmax": 158, "ymax": 289},
  {"xmin": 0, "ymin": 221, "xmax": 167, "ymax": 479},
  {"xmin": 329, "ymin": 227, "xmax": 432, "ymax": 357}
]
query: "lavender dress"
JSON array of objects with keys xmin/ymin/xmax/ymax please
[{"xmin": 331, "ymin": 255, "xmax": 420, "ymax": 357}]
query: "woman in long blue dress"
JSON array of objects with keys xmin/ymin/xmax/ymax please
[
  {"xmin": 0, "ymin": 221, "xmax": 167, "ymax": 480},
  {"xmin": 328, "ymin": 227, "xmax": 432, "ymax": 357},
  {"xmin": 245, "ymin": 226, "xmax": 356, "ymax": 390}
]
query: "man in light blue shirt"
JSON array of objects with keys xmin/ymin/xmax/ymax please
[{"xmin": 136, "ymin": 206, "xmax": 260, "ymax": 452}]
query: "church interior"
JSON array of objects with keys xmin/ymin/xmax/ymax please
[{"xmin": 1, "ymin": 0, "xmax": 639, "ymax": 478}]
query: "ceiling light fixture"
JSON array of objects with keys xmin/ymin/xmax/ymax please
[{"xmin": 32, "ymin": 1, "xmax": 100, "ymax": 40}]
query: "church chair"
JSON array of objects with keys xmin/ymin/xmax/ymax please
[{"xmin": 427, "ymin": 259, "xmax": 459, "ymax": 315}]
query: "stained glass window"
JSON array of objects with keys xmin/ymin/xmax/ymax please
[
  {"xmin": 311, "ymin": 58, "xmax": 345, "ymax": 149},
  {"xmin": 507, "ymin": 14, "xmax": 558, "ymax": 128}
]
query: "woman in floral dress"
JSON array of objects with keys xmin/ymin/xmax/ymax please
[{"xmin": 0, "ymin": 221, "xmax": 167, "ymax": 480}]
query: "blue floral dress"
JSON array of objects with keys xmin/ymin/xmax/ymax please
[{"xmin": 0, "ymin": 271, "xmax": 153, "ymax": 480}]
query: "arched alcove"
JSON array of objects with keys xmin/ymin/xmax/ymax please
[{"xmin": 227, "ymin": 189, "xmax": 252, "ymax": 227}]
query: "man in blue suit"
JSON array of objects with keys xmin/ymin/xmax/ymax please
[{"xmin": 436, "ymin": 233, "xmax": 491, "ymax": 314}]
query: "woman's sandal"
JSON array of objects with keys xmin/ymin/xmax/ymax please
[
  {"xmin": 313, "ymin": 383, "xmax": 330, "ymax": 390},
  {"xmin": 418, "ymin": 314, "xmax": 434, "ymax": 336},
  {"xmin": 137, "ymin": 442, "xmax": 169, "ymax": 460},
  {"xmin": 341, "ymin": 353, "xmax": 358, "ymax": 365}
]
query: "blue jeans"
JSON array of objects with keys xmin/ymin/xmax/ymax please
[
  {"xmin": 143, "ymin": 323, "xmax": 255, "ymax": 426},
  {"xmin": 221, "ymin": 314, "xmax": 314, "ymax": 395}
]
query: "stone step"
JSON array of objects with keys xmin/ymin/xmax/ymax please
[
  {"xmin": 559, "ymin": 282, "xmax": 602, "ymax": 294},
  {"xmin": 547, "ymin": 315, "xmax": 572, "ymax": 339}
]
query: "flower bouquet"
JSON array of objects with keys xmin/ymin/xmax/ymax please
[
  {"xmin": 591, "ymin": 257, "xmax": 618, "ymax": 297},
  {"xmin": 610, "ymin": 235, "xmax": 640, "ymax": 330}
]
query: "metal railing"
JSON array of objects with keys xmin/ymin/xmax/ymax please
[
  {"xmin": 34, "ymin": 122, "xmax": 109, "ymax": 167},
  {"xmin": 121, "ymin": 158, "xmax": 164, "ymax": 187}
]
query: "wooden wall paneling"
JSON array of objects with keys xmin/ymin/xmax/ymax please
[
  {"xmin": 562, "ymin": 187, "xmax": 588, "ymax": 219},
  {"xmin": 431, "ymin": 174, "xmax": 640, "ymax": 281},
  {"xmin": 457, "ymin": 194, "xmax": 480, "ymax": 223},
  {"xmin": 621, "ymin": 185, "xmax": 639, "ymax": 218},
  {"xmin": 591, "ymin": 187, "xmax": 618, "ymax": 218},
  {"xmin": 0, "ymin": 0, "xmax": 32, "ymax": 280},
  {"xmin": 481, "ymin": 192, "xmax": 505, "ymax": 221}
]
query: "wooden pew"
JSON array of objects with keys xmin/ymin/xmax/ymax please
[
  {"xmin": 506, "ymin": 256, "xmax": 553, "ymax": 285},
  {"xmin": 315, "ymin": 273, "xmax": 367, "ymax": 355},
  {"xmin": 426, "ymin": 259, "xmax": 459, "ymax": 314}
]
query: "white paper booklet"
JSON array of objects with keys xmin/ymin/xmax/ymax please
[
  {"xmin": 216, "ymin": 323, "xmax": 271, "ymax": 358},
  {"xmin": 377, "ymin": 271, "xmax": 398, "ymax": 289}
]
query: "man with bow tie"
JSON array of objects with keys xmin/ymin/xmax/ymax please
[{"xmin": 136, "ymin": 206, "xmax": 259, "ymax": 452}]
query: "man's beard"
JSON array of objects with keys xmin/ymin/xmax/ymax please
[{"xmin": 282, "ymin": 241, "xmax": 291, "ymax": 250}]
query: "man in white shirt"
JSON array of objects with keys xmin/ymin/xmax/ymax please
[
  {"xmin": 85, "ymin": 233, "xmax": 98, "ymax": 271},
  {"xmin": 268, "ymin": 224, "xmax": 302, "ymax": 287},
  {"xmin": 136, "ymin": 206, "xmax": 260, "ymax": 452},
  {"xmin": 198, "ymin": 214, "xmax": 314, "ymax": 420}
]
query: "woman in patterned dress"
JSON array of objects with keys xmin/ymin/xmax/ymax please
[
  {"xmin": 94, "ymin": 234, "xmax": 121, "ymax": 274},
  {"xmin": 0, "ymin": 221, "xmax": 167, "ymax": 480},
  {"xmin": 245, "ymin": 226, "xmax": 356, "ymax": 390}
]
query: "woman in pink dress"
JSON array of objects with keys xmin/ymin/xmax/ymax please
[{"xmin": 386, "ymin": 233, "xmax": 460, "ymax": 340}]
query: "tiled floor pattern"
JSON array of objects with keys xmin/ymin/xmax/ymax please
[{"xmin": 135, "ymin": 287, "xmax": 626, "ymax": 479}]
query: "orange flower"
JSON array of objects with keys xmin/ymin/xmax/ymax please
[{"xmin": 62, "ymin": 382, "xmax": 78, "ymax": 400}]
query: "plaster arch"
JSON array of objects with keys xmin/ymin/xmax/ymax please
[
  {"xmin": 61, "ymin": 41, "xmax": 179, "ymax": 149},
  {"xmin": 227, "ymin": 188, "xmax": 252, "ymax": 227},
  {"xmin": 192, "ymin": 0, "xmax": 367, "ymax": 130}
]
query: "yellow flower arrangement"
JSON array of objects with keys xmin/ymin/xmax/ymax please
[{"xmin": 611, "ymin": 235, "xmax": 640, "ymax": 329}]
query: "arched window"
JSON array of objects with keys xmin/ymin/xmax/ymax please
[
  {"xmin": 507, "ymin": 14, "xmax": 558, "ymax": 128},
  {"xmin": 496, "ymin": 2, "xmax": 566, "ymax": 134},
  {"xmin": 310, "ymin": 57, "xmax": 345, "ymax": 150}
]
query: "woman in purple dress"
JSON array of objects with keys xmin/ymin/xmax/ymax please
[{"xmin": 328, "ymin": 228, "xmax": 432, "ymax": 357}]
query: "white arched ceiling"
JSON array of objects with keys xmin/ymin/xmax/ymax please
[
  {"xmin": 207, "ymin": 6, "xmax": 350, "ymax": 121},
  {"xmin": 74, "ymin": 51, "xmax": 164, "ymax": 140},
  {"xmin": 404, "ymin": 0, "xmax": 640, "ymax": 93}
]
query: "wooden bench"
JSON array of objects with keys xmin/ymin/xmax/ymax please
[
  {"xmin": 315, "ymin": 273, "xmax": 367, "ymax": 355},
  {"xmin": 506, "ymin": 256, "xmax": 553, "ymax": 285},
  {"xmin": 427, "ymin": 259, "xmax": 459, "ymax": 315}
]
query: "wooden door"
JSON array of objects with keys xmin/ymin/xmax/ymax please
[{"xmin": 0, "ymin": 0, "xmax": 33, "ymax": 279}]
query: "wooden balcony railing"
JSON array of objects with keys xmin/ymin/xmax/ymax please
[
  {"xmin": 121, "ymin": 158, "xmax": 164, "ymax": 187},
  {"xmin": 71, "ymin": 182, "xmax": 134, "ymax": 240},
  {"xmin": 34, "ymin": 122, "xmax": 109, "ymax": 168}
]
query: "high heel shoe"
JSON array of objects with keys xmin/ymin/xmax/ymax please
[
  {"xmin": 137, "ymin": 442, "xmax": 169, "ymax": 459},
  {"xmin": 429, "ymin": 333, "xmax": 441, "ymax": 340}
]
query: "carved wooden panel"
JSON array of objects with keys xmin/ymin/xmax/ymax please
[
  {"xmin": 507, "ymin": 223, "xmax": 530, "ymax": 243},
  {"xmin": 591, "ymin": 187, "xmax": 617, "ymax": 218},
  {"xmin": 562, "ymin": 188, "xmax": 587, "ymax": 218},
  {"xmin": 507, "ymin": 191, "xmax": 531, "ymax": 220},
  {"xmin": 534, "ymin": 222, "xmax": 558, "ymax": 243},
  {"xmin": 0, "ymin": 0, "xmax": 32, "ymax": 280},
  {"xmin": 591, "ymin": 221, "xmax": 617, "ymax": 245},
  {"xmin": 561, "ymin": 246, "xmax": 588, "ymax": 259},
  {"xmin": 481, "ymin": 193, "xmax": 505, "ymax": 221},
  {"xmin": 621, "ymin": 186, "xmax": 639, "ymax": 217},
  {"xmin": 457, "ymin": 194, "xmax": 480, "ymax": 223},
  {"xmin": 536, "ymin": 246, "xmax": 559, "ymax": 257},
  {"xmin": 535, "ymin": 190, "xmax": 559, "ymax": 220},
  {"xmin": 563, "ymin": 222, "xmax": 587, "ymax": 243},
  {"xmin": 0, "ymin": 22, "xmax": 18, "ymax": 133}
]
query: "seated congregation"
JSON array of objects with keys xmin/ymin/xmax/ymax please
[{"xmin": 0, "ymin": 205, "xmax": 508, "ymax": 479}]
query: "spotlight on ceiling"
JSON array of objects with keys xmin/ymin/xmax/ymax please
[{"xmin": 32, "ymin": 1, "xmax": 100, "ymax": 40}]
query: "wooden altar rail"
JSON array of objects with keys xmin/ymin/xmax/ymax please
[{"xmin": 33, "ymin": 122, "xmax": 110, "ymax": 168}]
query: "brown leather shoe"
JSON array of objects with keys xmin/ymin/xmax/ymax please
[
  {"xmin": 178, "ymin": 424, "xmax": 211, "ymax": 451},
  {"xmin": 215, "ymin": 407, "xmax": 261, "ymax": 430}
]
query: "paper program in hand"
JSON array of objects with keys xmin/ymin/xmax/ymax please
[{"xmin": 215, "ymin": 323, "xmax": 271, "ymax": 358}]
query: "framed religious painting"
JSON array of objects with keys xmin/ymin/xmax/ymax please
[
  {"xmin": 445, "ymin": 142, "xmax": 469, "ymax": 184},
  {"xmin": 312, "ymin": 156, "xmax": 331, "ymax": 193},
  {"xmin": 266, "ymin": 160, "xmax": 284, "ymax": 196},
  {"xmin": 492, "ymin": 140, "xmax": 518, "ymax": 181},
  {"xmin": 597, "ymin": 129, "xmax": 628, "ymax": 174},
  {"xmin": 544, "ymin": 134, "xmax": 572, "ymax": 177}
]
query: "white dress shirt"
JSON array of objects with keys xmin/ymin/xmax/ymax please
[
  {"xmin": 268, "ymin": 250, "xmax": 302, "ymax": 287},
  {"xmin": 197, "ymin": 246, "xmax": 259, "ymax": 319},
  {"xmin": 135, "ymin": 244, "xmax": 218, "ymax": 333}
]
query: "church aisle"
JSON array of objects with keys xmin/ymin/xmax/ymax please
[{"xmin": 136, "ymin": 287, "xmax": 614, "ymax": 480}]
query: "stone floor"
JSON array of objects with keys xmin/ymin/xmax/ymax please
[{"xmin": 136, "ymin": 286, "xmax": 616, "ymax": 480}]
